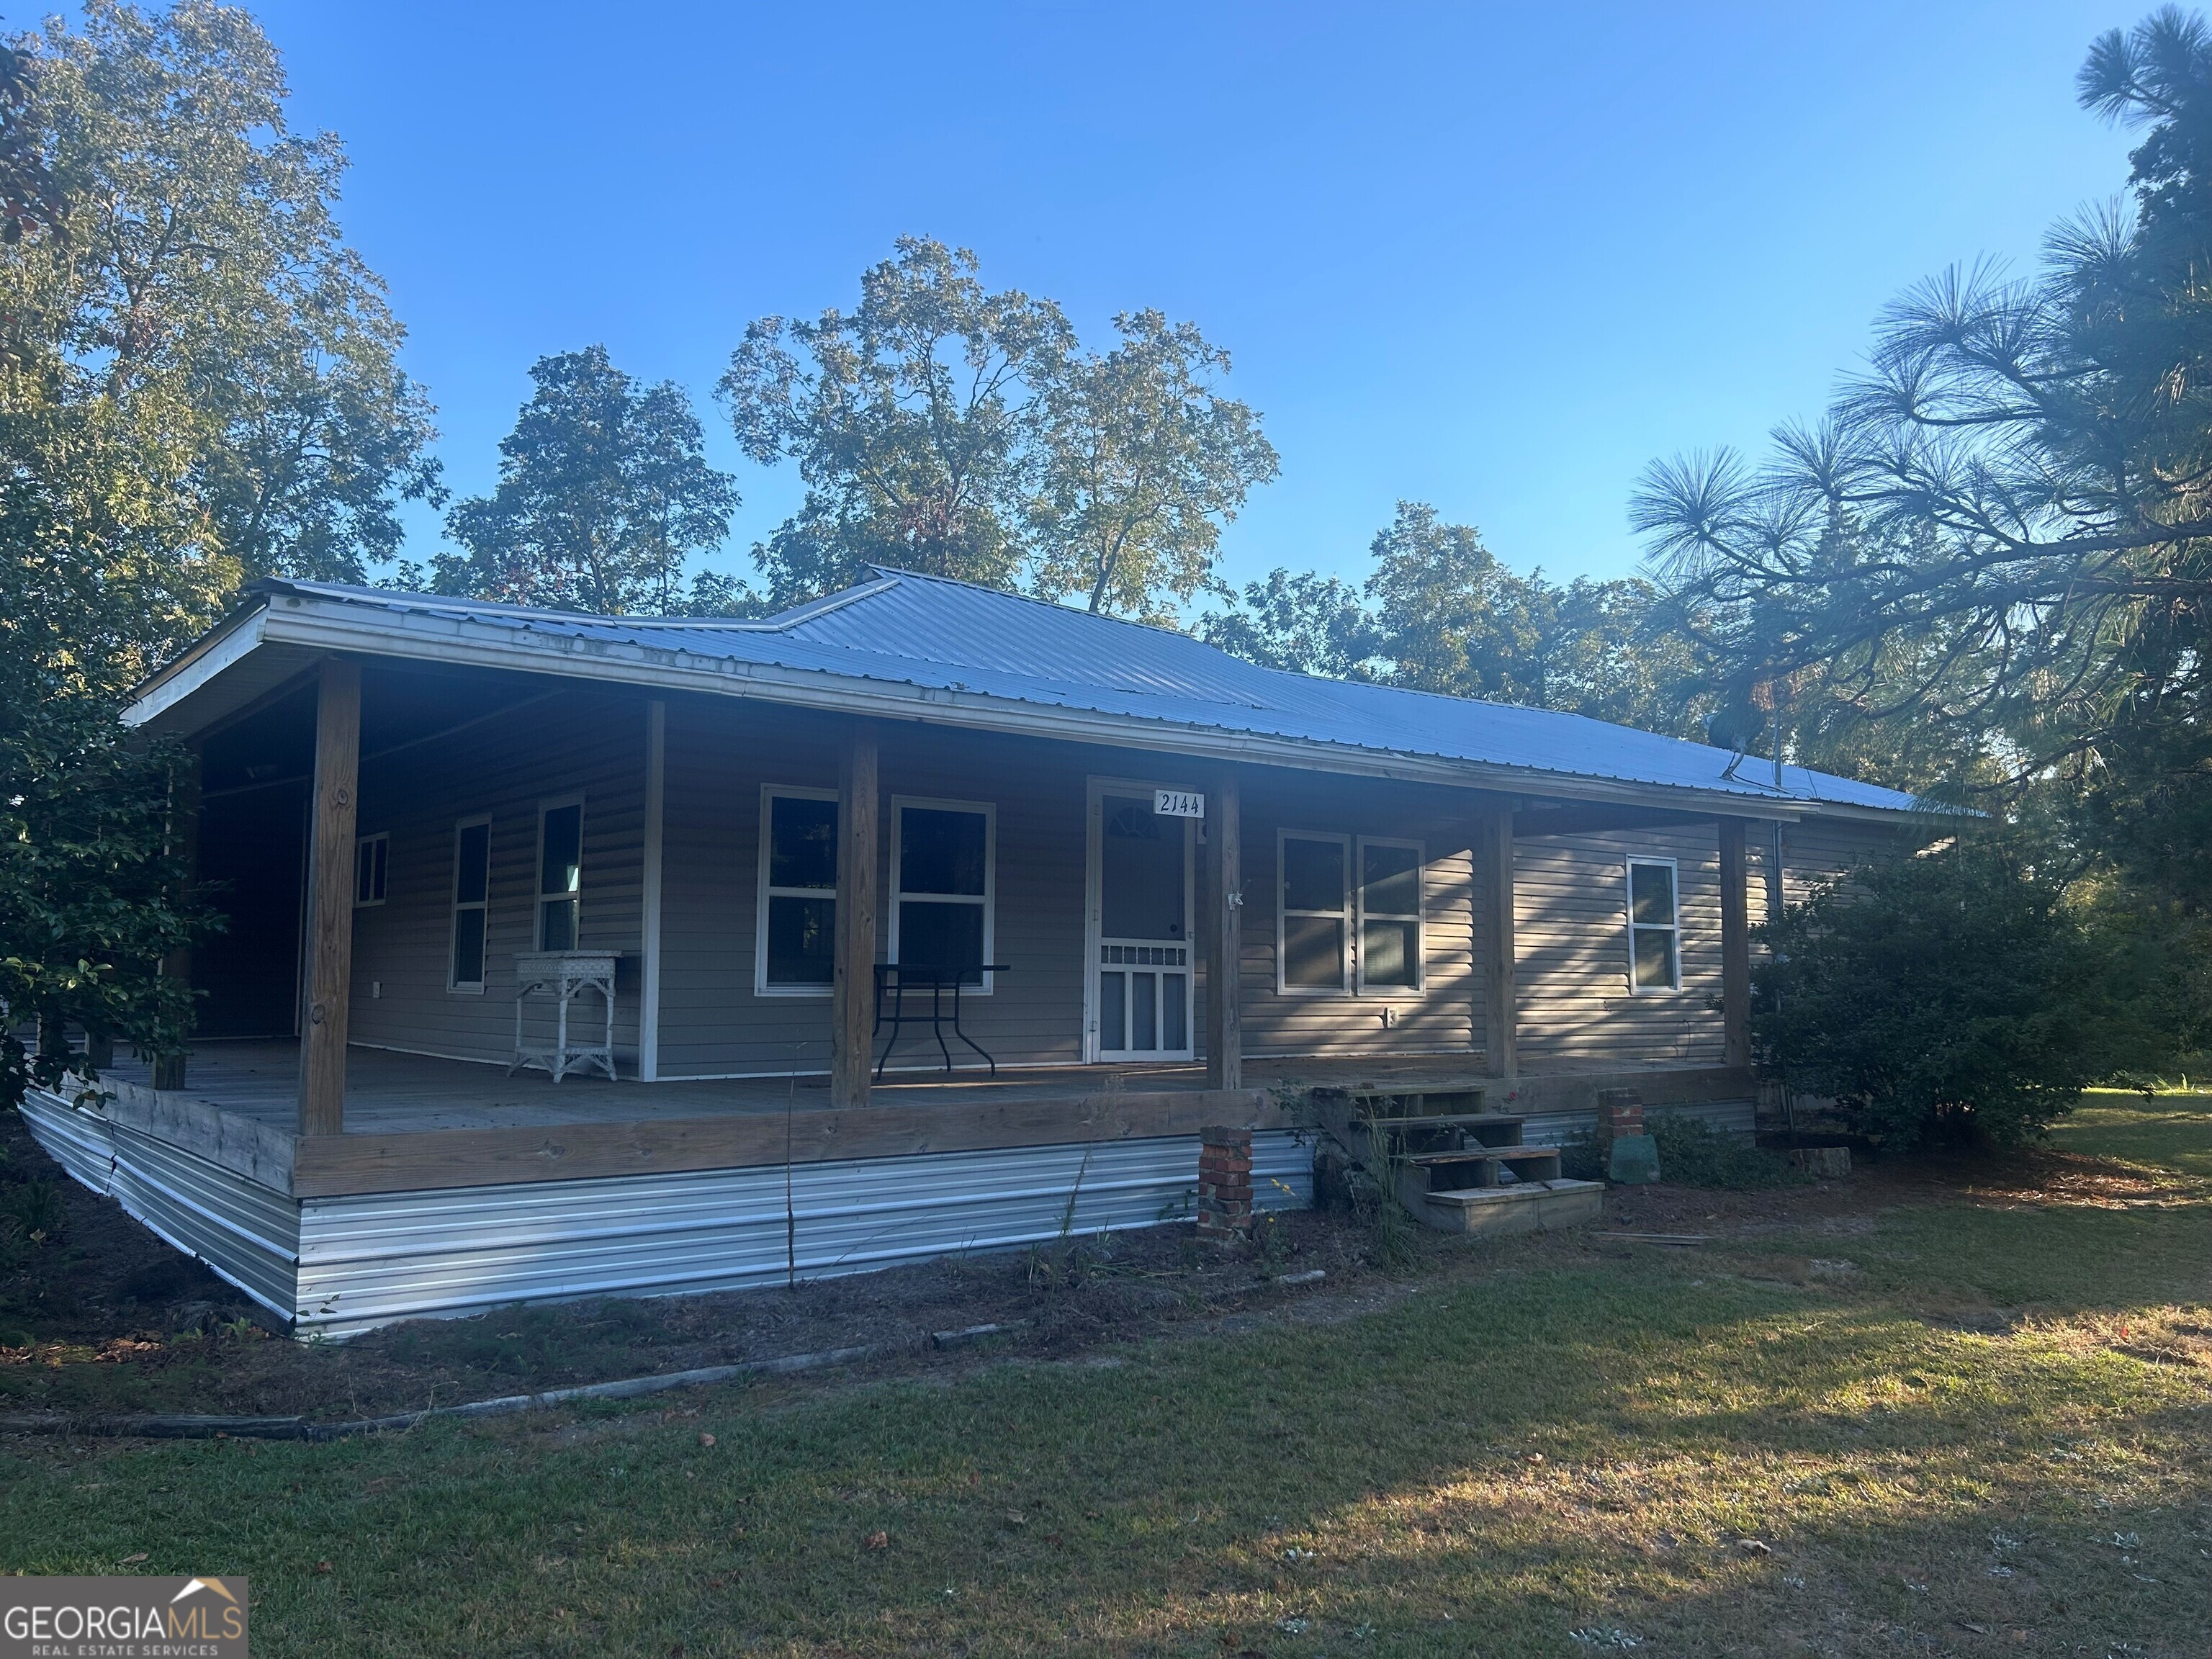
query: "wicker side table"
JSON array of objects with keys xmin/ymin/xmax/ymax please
[{"xmin": 510, "ymin": 950, "xmax": 620, "ymax": 1082}]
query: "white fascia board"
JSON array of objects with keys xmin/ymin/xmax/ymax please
[
  {"xmin": 122, "ymin": 606, "xmax": 267, "ymax": 728},
  {"xmin": 246, "ymin": 595, "xmax": 1853, "ymax": 821}
]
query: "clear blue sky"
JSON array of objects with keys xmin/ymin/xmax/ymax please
[{"xmin": 246, "ymin": 0, "xmax": 2137, "ymax": 596}]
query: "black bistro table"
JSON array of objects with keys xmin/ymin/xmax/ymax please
[{"xmin": 872, "ymin": 963, "xmax": 1012, "ymax": 1080}]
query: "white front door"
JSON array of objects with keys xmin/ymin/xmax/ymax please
[{"xmin": 1086, "ymin": 781, "xmax": 1195, "ymax": 1061}]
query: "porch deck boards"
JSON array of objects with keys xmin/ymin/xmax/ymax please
[{"xmin": 86, "ymin": 1040, "xmax": 1493, "ymax": 1138}]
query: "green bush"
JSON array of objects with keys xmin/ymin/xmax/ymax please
[
  {"xmin": 1754, "ymin": 837, "xmax": 2159, "ymax": 1148},
  {"xmin": 1645, "ymin": 1112, "xmax": 1804, "ymax": 1190}
]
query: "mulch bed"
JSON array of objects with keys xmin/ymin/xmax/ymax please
[{"xmin": 1, "ymin": 1106, "xmax": 2157, "ymax": 1426}]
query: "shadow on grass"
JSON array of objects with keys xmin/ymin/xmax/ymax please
[{"xmin": 4, "ymin": 1182, "xmax": 2206, "ymax": 1658}]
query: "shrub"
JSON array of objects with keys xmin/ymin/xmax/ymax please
[
  {"xmin": 1753, "ymin": 836, "xmax": 2156, "ymax": 1148},
  {"xmin": 1645, "ymin": 1112, "xmax": 1804, "ymax": 1190}
]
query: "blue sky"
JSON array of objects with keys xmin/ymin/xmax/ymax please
[{"xmin": 247, "ymin": 0, "xmax": 2139, "ymax": 598}]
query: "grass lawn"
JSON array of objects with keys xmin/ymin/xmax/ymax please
[{"xmin": 2, "ymin": 1102, "xmax": 2208, "ymax": 1657}]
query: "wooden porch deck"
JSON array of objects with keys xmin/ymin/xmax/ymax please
[{"xmin": 64, "ymin": 1040, "xmax": 1748, "ymax": 1202}]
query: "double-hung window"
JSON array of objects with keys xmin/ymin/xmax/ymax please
[
  {"xmin": 1279, "ymin": 831, "xmax": 1352, "ymax": 993},
  {"xmin": 1280, "ymin": 831, "xmax": 1426, "ymax": 995},
  {"xmin": 449, "ymin": 816, "xmax": 492, "ymax": 992},
  {"xmin": 757, "ymin": 786, "xmax": 838, "ymax": 993},
  {"xmin": 536, "ymin": 796, "xmax": 585, "ymax": 951},
  {"xmin": 1626, "ymin": 858, "xmax": 1681, "ymax": 992},
  {"xmin": 891, "ymin": 799, "xmax": 994, "ymax": 989},
  {"xmin": 354, "ymin": 832, "xmax": 388, "ymax": 907},
  {"xmin": 1356, "ymin": 838, "xmax": 1424, "ymax": 993}
]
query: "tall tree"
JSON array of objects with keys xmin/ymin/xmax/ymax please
[
  {"xmin": 437, "ymin": 346, "xmax": 740, "ymax": 616},
  {"xmin": 1632, "ymin": 6, "xmax": 2212, "ymax": 902},
  {"xmin": 720, "ymin": 237, "xmax": 1070, "ymax": 607},
  {"xmin": 1026, "ymin": 309, "xmax": 1277, "ymax": 622},
  {"xmin": 721, "ymin": 237, "xmax": 1278, "ymax": 616}
]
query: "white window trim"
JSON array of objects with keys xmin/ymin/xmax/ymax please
[
  {"xmin": 534, "ymin": 793, "xmax": 586, "ymax": 952},
  {"xmin": 353, "ymin": 831, "xmax": 389, "ymax": 909},
  {"xmin": 1625, "ymin": 855, "xmax": 1683, "ymax": 995},
  {"xmin": 448, "ymin": 813, "xmax": 493, "ymax": 995},
  {"xmin": 1354, "ymin": 835, "xmax": 1426, "ymax": 997},
  {"xmin": 755, "ymin": 783, "xmax": 839, "ymax": 998},
  {"xmin": 1277, "ymin": 828, "xmax": 1353, "ymax": 997},
  {"xmin": 889, "ymin": 795, "xmax": 997, "ymax": 994}
]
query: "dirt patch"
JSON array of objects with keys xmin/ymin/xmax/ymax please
[{"xmin": 1, "ymin": 1106, "xmax": 2183, "ymax": 1426}]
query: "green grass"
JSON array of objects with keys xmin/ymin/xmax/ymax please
[
  {"xmin": 1, "ymin": 1117, "xmax": 2208, "ymax": 1656},
  {"xmin": 2054, "ymin": 1088, "xmax": 2212, "ymax": 1179}
]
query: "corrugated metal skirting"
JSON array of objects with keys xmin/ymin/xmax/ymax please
[
  {"xmin": 297, "ymin": 1130, "xmax": 1313, "ymax": 1338},
  {"xmin": 1516, "ymin": 1098, "xmax": 1757, "ymax": 1148},
  {"xmin": 19, "ymin": 1089, "xmax": 301, "ymax": 1321}
]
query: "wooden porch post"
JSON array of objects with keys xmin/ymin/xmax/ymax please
[
  {"xmin": 297, "ymin": 657, "xmax": 361, "ymax": 1136},
  {"xmin": 830, "ymin": 719, "xmax": 879, "ymax": 1109},
  {"xmin": 1718, "ymin": 817, "xmax": 1752, "ymax": 1069},
  {"xmin": 1205, "ymin": 765, "xmax": 1242, "ymax": 1089},
  {"xmin": 1482, "ymin": 808, "xmax": 1518, "ymax": 1080}
]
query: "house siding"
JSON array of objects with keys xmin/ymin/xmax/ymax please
[{"xmin": 347, "ymin": 691, "xmax": 648, "ymax": 1068}]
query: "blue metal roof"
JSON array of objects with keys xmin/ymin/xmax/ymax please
[{"xmin": 238, "ymin": 570, "xmax": 1926, "ymax": 817}]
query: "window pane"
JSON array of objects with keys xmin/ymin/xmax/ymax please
[
  {"xmin": 770, "ymin": 796, "xmax": 838, "ymax": 889},
  {"xmin": 1361, "ymin": 843, "xmax": 1420, "ymax": 917},
  {"xmin": 1100, "ymin": 970, "xmax": 1127, "ymax": 1051},
  {"xmin": 541, "ymin": 896, "xmax": 579, "ymax": 953},
  {"xmin": 1632, "ymin": 925, "xmax": 1676, "ymax": 989},
  {"xmin": 1101, "ymin": 795, "xmax": 1184, "ymax": 938},
  {"xmin": 1362, "ymin": 919, "xmax": 1419, "ymax": 987},
  {"xmin": 356, "ymin": 840, "xmax": 378, "ymax": 904},
  {"xmin": 540, "ymin": 804, "xmax": 582, "ymax": 899},
  {"xmin": 900, "ymin": 808, "xmax": 986, "ymax": 896},
  {"xmin": 452, "ymin": 907, "xmax": 486, "ymax": 986},
  {"xmin": 899, "ymin": 900, "xmax": 984, "ymax": 982},
  {"xmin": 455, "ymin": 822, "xmax": 490, "ymax": 904},
  {"xmin": 372, "ymin": 837, "xmax": 387, "ymax": 900},
  {"xmin": 1629, "ymin": 862, "xmax": 1676, "ymax": 925},
  {"xmin": 1282, "ymin": 837, "xmax": 1344, "ymax": 914},
  {"xmin": 766, "ymin": 894, "xmax": 836, "ymax": 984},
  {"xmin": 1282, "ymin": 914, "xmax": 1345, "ymax": 988},
  {"xmin": 1162, "ymin": 973, "xmax": 1187, "ymax": 1051},
  {"xmin": 1131, "ymin": 971, "xmax": 1158, "ymax": 1050}
]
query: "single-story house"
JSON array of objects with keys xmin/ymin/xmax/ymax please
[{"xmin": 22, "ymin": 568, "xmax": 1930, "ymax": 1335}]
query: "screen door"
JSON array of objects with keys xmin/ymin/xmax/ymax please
[{"xmin": 1088, "ymin": 785, "xmax": 1194, "ymax": 1061}]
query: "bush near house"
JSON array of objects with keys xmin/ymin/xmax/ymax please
[{"xmin": 1751, "ymin": 837, "xmax": 2164, "ymax": 1148}]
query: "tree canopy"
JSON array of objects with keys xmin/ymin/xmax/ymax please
[
  {"xmin": 720, "ymin": 237, "xmax": 1274, "ymax": 618},
  {"xmin": 1632, "ymin": 4, "xmax": 2212, "ymax": 906},
  {"xmin": 1200, "ymin": 502, "xmax": 1704, "ymax": 737},
  {"xmin": 436, "ymin": 345, "xmax": 740, "ymax": 616}
]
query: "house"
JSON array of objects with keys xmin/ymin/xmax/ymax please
[{"xmin": 22, "ymin": 569, "xmax": 1928, "ymax": 1335}]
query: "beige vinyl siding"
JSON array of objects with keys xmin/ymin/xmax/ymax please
[
  {"xmin": 347, "ymin": 692, "xmax": 648, "ymax": 1067},
  {"xmin": 1234, "ymin": 773, "xmax": 1482, "ymax": 1061},
  {"xmin": 1513, "ymin": 824, "xmax": 1727, "ymax": 1071},
  {"xmin": 656, "ymin": 707, "xmax": 1112, "ymax": 1077}
]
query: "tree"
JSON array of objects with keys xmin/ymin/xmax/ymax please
[
  {"xmin": 1752, "ymin": 837, "xmax": 2162, "ymax": 1147},
  {"xmin": 1200, "ymin": 502, "xmax": 1705, "ymax": 737},
  {"xmin": 1, "ymin": 4, "xmax": 431, "ymax": 1097},
  {"xmin": 1632, "ymin": 7, "xmax": 2212, "ymax": 904},
  {"xmin": 720, "ymin": 237, "xmax": 1070, "ymax": 607},
  {"xmin": 1025, "ymin": 309, "xmax": 1277, "ymax": 622},
  {"xmin": 437, "ymin": 346, "xmax": 740, "ymax": 616},
  {"xmin": 720, "ymin": 237, "xmax": 1277, "ymax": 616}
]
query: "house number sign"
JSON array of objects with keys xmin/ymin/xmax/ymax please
[{"xmin": 1154, "ymin": 789, "xmax": 1206, "ymax": 819}]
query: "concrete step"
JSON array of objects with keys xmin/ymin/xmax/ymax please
[{"xmin": 1411, "ymin": 1178, "xmax": 1605, "ymax": 1236}]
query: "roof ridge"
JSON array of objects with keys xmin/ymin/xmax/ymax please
[{"xmin": 858, "ymin": 565, "xmax": 1232, "ymax": 649}]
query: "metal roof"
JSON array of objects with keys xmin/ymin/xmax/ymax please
[{"xmin": 134, "ymin": 568, "xmax": 1929, "ymax": 819}]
